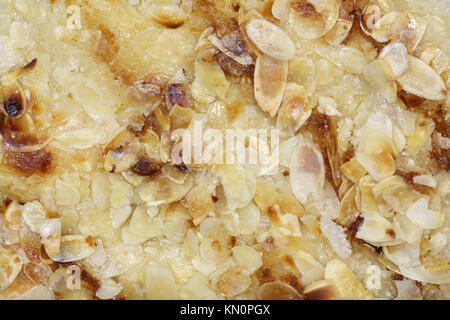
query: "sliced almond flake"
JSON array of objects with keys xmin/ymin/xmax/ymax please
[
  {"xmin": 245, "ymin": 17, "xmax": 295, "ymax": 61},
  {"xmin": 258, "ymin": 282, "xmax": 301, "ymax": 300},
  {"xmin": 52, "ymin": 128, "xmax": 107, "ymax": 149},
  {"xmin": 315, "ymin": 43, "xmax": 370, "ymax": 74},
  {"xmin": 290, "ymin": 140, "xmax": 325, "ymax": 205},
  {"xmin": 324, "ymin": 8, "xmax": 354, "ymax": 46},
  {"xmin": 396, "ymin": 55, "xmax": 447, "ymax": 101},
  {"xmin": 217, "ymin": 267, "xmax": 251, "ymax": 297},
  {"xmin": 288, "ymin": 0, "xmax": 340, "ymax": 40},
  {"xmin": 337, "ymin": 184, "xmax": 360, "ymax": 227},
  {"xmin": 383, "ymin": 243, "xmax": 421, "ymax": 267},
  {"xmin": 213, "ymin": 165, "xmax": 256, "ymax": 211},
  {"xmin": 146, "ymin": 262, "xmax": 178, "ymax": 300},
  {"xmin": 394, "ymin": 279, "xmax": 422, "ymax": 300},
  {"xmin": 340, "ymin": 157, "xmax": 367, "ymax": 184},
  {"xmin": 362, "ymin": 59, "xmax": 397, "ymax": 103},
  {"xmin": 379, "ymin": 41, "xmax": 409, "ymax": 77},
  {"xmin": 55, "ymin": 179, "xmax": 81, "ymax": 207},
  {"xmin": 393, "ymin": 215, "xmax": 423, "ymax": 245},
  {"xmin": 138, "ymin": 173, "xmax": 194, "ymax": 207},
  {"xmin": 49, "ymin": 235, "xmax": 96, "ymax": 263},
  {"xmin": 406, "ymin": 198, "xmax": 444, "ymax": 229},
  {"xmin": 254, "ymin": 54, "xmax": 288, "ymax": 118},
  {"xmin": 317, "ymin": 96, "xmax": 342, "ymax": 116},
  {"xmin": 293, "ymin": 250, "xmax": 324, "ymax": 286},
  {"xmin": 389, "ymin": 11, "xmax": 428, "ymax": 51},
  {"xmin": 96, "ymin": 278, "xmax": 123, "ymax": 300},
  {"xmin": 325, "ymin": 259, "xmax": 373, "ymax": 299},
  {"xmin": 356, "ymin": 152, "xmax": 395, "ymax": 182},
  {"xmin": 356, "ymin": 213, "xmax": 396, "ymax": 244},
  {"xmin": 398, "ymin": 264, "xmax": 450, "ymax": 285},
  {"xmin": 304, "ymin": 279, "xmax": 338, "ymax": 300},
  {"xmin": 232, "ymin": 246, "xmax": 262, "ymax": 275},
  {"xmin": 272, "ymin": 0, "xmax": 292, "ymax": 21},
  {"xmin": 192, "ymin": 49, "xmax": 230, "ymax": 104},
  {"xmin": 13, "ymin": 285, "xmax": 55, "ymax": 300}
]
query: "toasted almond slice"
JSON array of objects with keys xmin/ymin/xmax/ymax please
[
  {"xmin": 397, "ymin": 55, "xmax": 447, "ymax": 100},
  {"xmin": 288, "ymin": 57, "xmax": 316, "ymax": 93},
  {"xmin": 406, "ymin": 198, "xmax": 444, "ymax": 229},
  {"xmin": 277, "ymin": 94, "xmax": 312, "ymax": 137},
  {"xmin": 324, "ymin": 5, "xmax": 354, "ymax": 46},
  {"xmin": 146, "ymin": 262, "xmax": 178, "ymax": 299},
  {"xmin": 379, "ymin": 42, "xmax": 409, "ymax": 77},
  {"xmin": 254, "ymin": 54, "xmax": 288, "ymax": 117},
  {"xmin": 192, "ymin": 49, "xmax": 230, "ymax": 104},
  {"xmin": 146, "ymin": 2, "xmax": 186, "ymax": 29},
  {"xmin": 232, "ymin": 246, "xmax": 263, "ymax": 275},
  {"xmin": 372, "ymin": 175, "xmax": 420, "ymax": 214},
  {"xmin": 383, "ymin": 244, "xmax": 421, "ymax": 267},
  {"xmin": 49, "ymin": 235, "xmax": 96, "ymax": 263},
  {"xmin": 289, "ymin": 0, "xmax": 339, "ymax": 40},
  {"xmin": 398, "ymin": 264, "xmax": 450, "ymax": 285},
  {"xmin": 138, "ymin": 173, "xmax": 194, "ymax": 206},
  {"xmin": 363, "ymin": 59, "xmax": 397, "ymax": 103},
  {"xmin": 217, "ymin": 267, "xmax": 251, "ymax": 297},
  {"xmin": 272, "ymin": 0, "xmax": 292, "ymax": 21},
  {"xmin": 325, "ymin": 259, "xmax": 373, "ymax": 299},
  {"xmin": 340, "ymin": 157, "xmax": 367, "ymax": 184},
  {"xmin": 390, "ymin": 11, "xmax": 428, "ymax": 51},
  {"xmin": 315, "ymin": 43, "xmax": 369, "ymax": 74},
  {"xmin": 4, "ymin": 201, "xmax": 23, "ymax": 231},
  {"xmin": 356, "ymin": 152, "xmax": 395, "ymax": 182},
  {"xmin": 356, "ymin": 213, "xmax": 396, "ymax": 244},
  {"xmin": 357, "ymin": 175, "xmax": 381, "ymax": 214},
  {"xmin": 304, "ymin": 279, "xmax": 338, "ymax": 300},
  {"xmin": 258, "ymin": 282, "xmax": 301, "ymax": 300},
  {"xmin": 293, "ymin": 251, "xmax": 324, "ymax": 286},
  {"xmin": 290, "ymin": 140, "xmax": 325, "ymax": 204},
  {"xmin": 245, "ymin": 17, "xmax": 295, "ymax": 61},
  {"xmin": 337, "ymin": 184, "xmax": 360, "ymax": 227}
]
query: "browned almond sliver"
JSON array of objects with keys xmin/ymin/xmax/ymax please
[{"xmin": 254, "ymin": 54, "xmax": 288, "ymax": 118}]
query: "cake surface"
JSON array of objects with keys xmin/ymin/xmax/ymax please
[{"xmin": 0, "ymin": 0, "xmax": 449, "ymax": 300}]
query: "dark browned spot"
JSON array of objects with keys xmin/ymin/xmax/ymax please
[
  {"xmin": 280, "ymin": 272, "xmax": 303, "ymax": 294},
  {"xmin": 228, "ymin": 236, "xmax": 237, "ymax": 248},
  {"xmin": 399, "ymin": 90, "xmax": 426, "ymax": 109},
  {"xmin": 290, "ymin": 0, "xmax": 320, "ymax": 18},
  {"xmin": 282, "ymin": 170, "xmax": 290, "ymax": 177},
  {"xmin": 177, "ymin": 164, "xmax": 190, "ymax": 173},
  {"xmin": 303, "ymin": 111, "xmax": 340, "ymax": 192},
  {"xmin": 346, "ymin": 216, "xmax": 364, "ymax": 240},
  {"xmin": 256, "ymin": 267, "xmax": 276, "ymax": 284},
  {"xmin": 396, "ymin": 170, "xmax": 434, "ymax": 195},
  {"xmin": 211, "ymin": 195, "xmax": 219, "ymax": 203},
  {"xmin": 232, "ymin": 3, "xmax": 240, "ymax": 11},
  {"xmin": 131, "ymin": 157, "xmax": 161, "ymax": 176},
  {"xmin": 267, "ymin": 206, "xmax": 281, "ymax": 225},
  {"xmin": 430, "ymin": 141, "xmax": 450, "ymax": 171},
  {"xmin": 216, "ymin": 52, "xmax": 255, "ymax": 78},
  {"xmin": 3, "ymin": 92, "xmax": 23, "ymax": 119},
  {"xmin": 391, "ymin": 273, "xmax": 404, "ymax": 281},
  {"xmin": 23, "ymin": 58, "xmax": 37, "ymax": 72},
  {"xmin": 342, "ymin": 149, "xmax": 355, "ymax": 164},
  {"xmin": 386, "ymin": 229, "xmax": 396, "ymax": 238},
  {"xmin": 6, "ymin": 149, "xmax": 52, "ymax": 176},
  {"xmin": 164, "ymin": 83, "xmax": 193, "ymax": 111}
]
